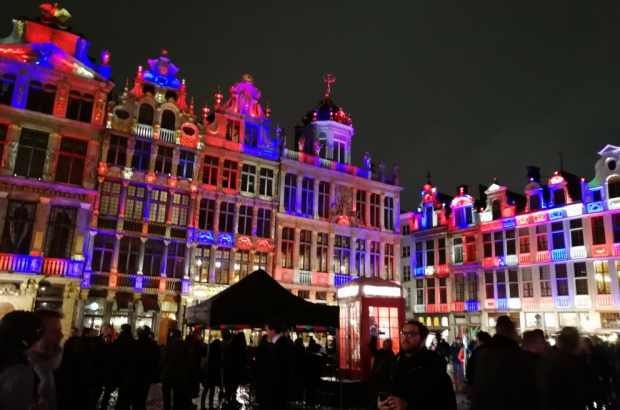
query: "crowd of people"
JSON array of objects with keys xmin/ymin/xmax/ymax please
[{"xmin": 0, "ymin": 311, "xmax": 335, "ymax": 410}]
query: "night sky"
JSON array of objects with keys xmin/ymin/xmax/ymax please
[{"xmin": 4, "ymin": 1, "xmax": 620, "ymax": 210}]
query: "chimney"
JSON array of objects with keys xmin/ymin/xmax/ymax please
[{"xmin": 526, "ymin": 166, "xmax": 541, "ymax": 183}]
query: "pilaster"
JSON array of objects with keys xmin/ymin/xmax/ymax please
[
  {"xmin": 328, "ymin": 233, "xmax": 335, "ymax": 273},
  {"xmin": 42, "ymin": 132, "xmax": 61, "ymax": 183},
  {"xmin": 294, "ymin": 227, "xmax": 301, "ymax": 269},
  {"xmin": 295, "ymin": 174, "xmax": 303, "ymax": 213},
  {"xmin": 275, "ymin": 224, "xmax": 283, "ymax": 267},
  {"xmin": 2, "ymin": 124, "xmax": 20, "ymax": 175},
  {"xmin": 380, "ymin": 194, "xmax": 386, "ymax": 230},
  {"xmin": 32, "ymin": 197, "xmax": 52, "ymax": 254}
]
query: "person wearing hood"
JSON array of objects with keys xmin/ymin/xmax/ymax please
[
  {"xmin": 0, "ymin": 310, "xmax": 43, "ymax": 410},
  {"xmin": 25, "ymin": 310, "xmax": 64, "ymax": 410}
]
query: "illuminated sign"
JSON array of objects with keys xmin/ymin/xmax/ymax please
[
  {"xmin": 565, "ymin": 204, "xmax": 583, "ymax": 217},
  {"xmin": 337, "ymin": 285, "xmax": 359, "ymax": 299},
  {"xmin": 218, "ymin": 234, "xmax": 234, "ymax": 247},
  {"xmin": 197, "ymin": 231, "xmax": 214, "ymax": 244},
  {"xmin": 237, "ymin": 236, "xmax": 253, "ymax": 249},
  {"xmin": 362, "ymin": 285, "xmax": 401, "ymax": 298}
]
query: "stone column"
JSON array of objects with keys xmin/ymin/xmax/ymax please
[
  {"xmin": 137, "ymin": 237, "xmax": 147, "ymax": 275},
  {"xmin": 85, "ymin": 231, "xmax": 97, "ymax": 271},
  {"xmin": 103, "ymin": 290, "xmax": 116, "ymax": 326},
  {"xmin": 84, "ymin": 141, "xmax": 100, "ymax": 190},
  {"xmin": 31, "ymin": 197, "xmax": 52, "ymax": 254},
  {"xmin": 295, "ymin": 174, "xmax": 303, "ymax": 213},
  {"xmin": 162, "ymin": 240, "xmax": 170, "ymax": 276},
  {"xmin": 149, "ymin": 144, "xmax": 159, "ymax": 172},
  {"xmin": 311, "ymin": 230, "xmax": 318, "ymax": 271},
  {"xmin": 328, "ymin": 233, "xmax": 335, "ymax": 273},
  {"xmin": 75, "ymin": 288, "xmax": 90, "ymax": 332},
  {"xmin": 119, "ymin": 181, "xmax": 129, "ymax": 219},
  {"xmin": 166, "ymin": 189, "xmax": 175, "ymax": 224},
  {"xmin": 351, "ymin": 236, "xmax": 357, "ymax": 276},
  {"xmin": 380, "ymin": 194, "xmax": 385, "ymax": 230},
  {"xmin": 184, "ymin": 244, "xmax": 193, "ymax": 279},
  {"xmin": 1, "ymin": 124, "xmax": 21, "ymax": 176},
  {"xmin": 214, "ymin": 199, "xmax": 222, "ymax": 232},
  {"xmin": 365, "ymin": 193, "xmax": 371, "ymax": 228},
  {"xmin": 275, "ymin": 225, "xmax": 283, "ymax": 267},
  {"xmin": 112, "ymin": 234, "xmax": 122, "ymax": 272},
  {"xmin": 294, "ymin": 228, "xmax": 301, "ymax": 268},
  {"xmin": 42, "ymin": 132, "xmax": 61, "ymax": 183},
  {"xmin": 394, "ymin": 197, "xmax": 401, "ymax": 234}
]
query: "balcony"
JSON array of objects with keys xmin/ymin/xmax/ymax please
[
  {"xmin": 575, "ymin": 295, "xmax": 592, "ymax": 308},
  {"xmin": 497, "ymin": 298, "xmax": 508, "ymax": 310},
  {"xmin": 483, "ymin": 257, "xmax": 495, "ymax": 268},
  {"xmin": 334, "ymin": 274, "xmax": 353, "ymax": 287},
  {"xmin": 170, "ymin": 226, "xmax": 187, "ymax": 241},
  {"xmin": 439, "ymin": 303, "xmax": 449, "ymax": 313},
  {"xmin": 87, "ymin": 272, "xmax": 185, "ymax": 293},
  {"xmin": 592, "ymin": 244, "xmax": 609, "ymax": 257},
  {"xmin": 0, "ymin": 254, "xmax": 42, "ymax": 274},
  {"xmin": 484, "ymin": 299, "xmax": 496, "ymax": 309},
  {"xmin": 97, "ymin": 215, "xmax": 118, "ymax": 230},
  {"xmin": 536, "ymin": 250, "xmax": 550, "ymax": 263},
  {"xmin": 42, "ymin": 258, "xmax": 83, "ymax": 278},
  {"xmin": 556, "ymin": 295, "xmax": 571, "ymax": 308},
  {"xmin": 551, "ymin": 248, "xmax": 567, "ymax": 261},
  {"xmin": 414, "ymin": 304, "xmax": 426, "ymax": 313},
  {"xmin": 539, "ymin": 297, "xmax": 554, "ymax": 309},
  {"xmin": 519, "ymin": 253, "xmax": 531, "ymax": 265},
  {"xmin": 122, "ymin": 219, "xmax": 143, "ymax": 234},
  {"xmin": 299, "ymin": 271, "xmax": 312, "ymax": 286},
  {"xmin": 159, "ymin": 128, "xmax": 176, "ymax": 144},
  {"xmin": 596, "ymin": 294, "xmax": 614, "ymax": 308},
  {"xmin": 135, "ymin": 123, "xmax": 154, "ymax": 138},
  {"xmin": 147, "ymin": 222, "xmax": 167, "ymax": 237},
  {"xmin": 425, "ymin": 266, "xmax": 435, "ymax": 276},
  {"xmin": 453, "ymin": 301, "xmax": 464, "ymax": 312},
  {"xmin": 436, "ymin": 264, "xmax": 448, "ymax": 275},
  {"xmin": 522, "ymin": 298, "xmax": 535, "ymax": 310},
  {"xmin": 166, "ymin": 278, "xmax": 183, "ymax": 293},
  {"xmin": 608, "ymin": 197, "xmax": 620, "ymax": 210},
  {"xmin": 505, "ymin": 255, "xmax": 518, "ymax": 266},
  {"xmin": 570, "ymin": 246, "xmax": 587, "ymax": 259},
  {"xmin": 614, "ymin": 243, "xmax": 620, "ymax": 256},
  {"xmin": 413, "ymin": 267, "xmax": 425, "ymax": 277},
  {"xmin": 465, "ymin": 300, "xmax": 480, "ymax": 312},
  {"xmin": 89, "ymin": 272, "xmax": 110, "ymax": 287},
  {"xmin": 426, "ymin": 304, "xmax": 437, "ymax": 313}
]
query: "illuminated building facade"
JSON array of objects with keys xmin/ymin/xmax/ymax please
[
  {"xmin": 0, "ymin": 10, "xmax": 113, "ymax": 335},
  {"xmin": 402, "ymin": 150, "xmax": 620, "ymax": 340},
  {"xmin": 274, "ymin": 90, "xmax": 402, "ymax": 304}
]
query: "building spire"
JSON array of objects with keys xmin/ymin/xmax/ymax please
[{"xmin": 426, "ymin": 170, "xmax": 432, "ymax": 185}]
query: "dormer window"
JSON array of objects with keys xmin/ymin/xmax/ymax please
[
  {"xmin": 225, "ymin": 119, "xmax": 241, "ymax": 142},
  {"xmin": 244, "ymin": 124, "xmax": 259, "ymax": 147},
  {"xmin": 424, "ymin": 205, "xmax": 433, "ymax": 227},
  {"xmin": 333, "ymin": 140, "xmax": 346, "ymax": 164},
  {"xmin": 609, "ymin": 177, "xmax": 620, "ymax": 199},
  {"xmin": 593, "ymin": 190, "xmax": 602, "ymax": 202},
  {"xmin": 161, "ymin": 109, "xmax": 176, "ymax": 131},
  {"xmin": 138, "ymin": 104, "xmax": 154, "ymax": 125},
  {"xmin": 529, "ymin": 194, "xmax": 540, "ymax": 211},
  {"xmin": 492, "ymin": 199, "xmax": 501, "ymax": 220},
  {"xmin": 454, "ymin": 206, "xmax": 472, "ymax": 227},
  {"xmin": 553, "ymin": 189, "xmax": 566, "ymax": 206}
]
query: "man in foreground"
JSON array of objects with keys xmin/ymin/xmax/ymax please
[
  {"xmin": 264, "ymin": 318, "xmax": 292, "ymax": 410},
  {"xmin": 377, "ymin": 321, "xmax": 457, "ymax": 410}
]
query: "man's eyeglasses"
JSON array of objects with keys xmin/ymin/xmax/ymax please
[{"xmin": 400, "ymin": 331, "xmax": 420, "ymax": 338}]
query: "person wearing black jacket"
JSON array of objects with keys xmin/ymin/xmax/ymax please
[
  {"xmin": 369, "ymin": 334, "xmax": 394, "ymax": 409},
  {"xmin": 200, "ymin": 339, "xmax": 222, "ymax": 410},
  {"xmin": 465, "ymin": 331, "xmax": 491, "ymax": 389},
  {"xmin": 264, "ymin": 318, "xmax": 293, "ymax": 410},
  {"xmin": 377, "ymin": 321, "xmax": 456, "ymax": 410},
  {"xmin": 111, "ymin": 324, "xmax": 137, "ymax": 410},
  {"xmin": 133, "ymin": 326, "xmax": 160, "ymax": 410}
]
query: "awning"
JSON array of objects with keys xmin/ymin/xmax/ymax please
[
  {"xmin": 141, "ymin": 294, "xmax": 160, "ymax": 312},
  {"xmin": 115, "ymin": 292, "xmax": 134, "ymax": 312}
]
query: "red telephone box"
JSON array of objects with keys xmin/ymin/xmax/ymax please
[{"xmin": 337, "ymin": 277, "xmax": 405, "ymax": 381}]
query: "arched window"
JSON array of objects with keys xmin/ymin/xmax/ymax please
[
  {"xmin": 433, "ymin": 317, "xmax": 439, "ymax": 327},
  {"xmin": 66, "ymin": 91, "xmax": 94, "ymax": 123},
  {"xmin": 492, "ymin": 199, "xmax": 502, "ymax": 220},
  {"xmin": 553, "ymin": 188, "xmax": 566, "ymax": 206},
  {"xmin": 138, "ymin": 104, "xmax": 154, "ymax": 125},
  {"xmin": 529, "ymin": 194, "xmax": 540, "ymax": 211},
  {"xmin": 26, "ymin": 81, "xmax": 56, "ymax": 115},
  {"xmin": 0, "ymin": 74, "xmax": 16, "ymax": 106},
  {"xmin": 165, "ymin": 90, "xmax": 177, "ymax": 101},
  {"xmin": 609, "ymin": 177, "xmax": 620, "ymax": 199},
  {"xmin": 161, "ymin": 109, "xmax": 176, "ymax": 130},
  {"xmin": 142, "ymin": 84, "xmax": 155, "ymax": 96}
]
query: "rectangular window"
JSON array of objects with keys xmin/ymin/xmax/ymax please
[
  {"xmin": 592, "ymin": 216, "xmax": 606, "ymax": 245},
  {"xmin": 238, "ymin": 205, "xmax": 253, "ymax": 236},
  {"xmin": 283, "ymin": 173, "xmax": 297, "ymax": 212},
  {"xmin": 595, "ymin": 260, "xmax": 611, "ymax": 294},
  {"xmin": 215, "ymin": 248, "xmax": 231, "ymax": 284},
  {"xmin": 529, "ymin": 194, "xmax": 540, "ymax": 211},
  {"xmin": 438, "ymin": 238, "xmax": 446, "ymax": 265},
  {"xmin": 356, "ymin": 239, "xmax": 366, "ymax": 277},
  {"xmin": 148, "ymin": 189, "xmax": 168, "ymax": 223},
  {"xmin": 244, "ymin": 124, "xmax": 259, "ymax": 147},
  {"xmin": 506, "ymin": 230, "xmax": 516, "ymax": 255},
  {"xmin": 44, "ymin": 206, "xmax": 77, "ymax": 259},
  {"xmin": 416, "ymin": 279, "xmax": 424, "ymax": 304},
  {"xmin": 124, "ymin": 185, "xmax": 145, "ymax": 221},
  {"xmin": 494, "ymin": 232, "xmax": 504, "ymax": 257},
  {"xmin": 256, "ymin": 208, "xmax": 271, "ymax": 238},
  {"xmin": 402, "ymin": 266, "xmax": 411, "ymax": 282},
  {"xmin": 522, "ymin": 267, "xmax": 534, "ymax": 298},
  {"xmin": 259, "ymin": 168, "xmax": 274, "ymax": 197},
  {"xmin": 415, "ymin": 242, "xmax": 424, "ymax": 268},
  {"xmin": 496, "ymin": 270, "xmax": 507, "ymax": 299},
  {"xmin": 281, "ymin": 227, "xmax": 294, "ymax": 269},
  {"xmin": 426, "ymin": 278, "xmax": 436, "ymax": 304},
  {"xmin": 318, "ymin": 182, "xmax": 330, "ymax": 219},
  {"xmin": 453, "ymin": 237, "xmax": 463, "ymax": 264},
  {"xmin": 519, "ymin": 228, "xmax": 530, "ymax": 253},
  {"xmin": 555, "ymin": 264, "xmax": 568, "ymax": 296},
  {"xmin": 225, "ymin": 119, "xmax": 240, "ymax": 142},
  {"xmin": 218, "ymin": 201, "xmax": 235, "ymax": 233},
  {"xmin": 612, "ymin": 214, "xmax": 620, "ymax": 244},
  {"xmin": 465, "ymin": 235, "xmax": 476, "ymax": 262},
  {"xmin": 165, "ymin": 242, "xmax": 186, "ymax": 278},
  {"xmin": 570, "ymin": 219, "xmax": 584, "ymax": 247},
  {"xmin": 170, "ymin": 193, "xmax": 190, "ymax": 226},
  {"xmin": 301, "ymin": 177, "xmax": 314, "ymax": 217},
  {"xmin": 241, "ymin": 163, "xmax": 256, "ymax": 194},
  {"xmin": 131, "ymin": 140, "xmax": 151, "ymax": 171},
  {"xmin": 402, "ymin": 246, "xmax": 410, "ymax": 258},
  {"xmin": 143, "ymin": 239, "xmax": 164, "ymax": 276},
  {"xmin": 335, "ymin": 141, "xmax": 346, "ymax": 163},
  {"xmin": 402, "ymin": 224, "xmax": 410, "ymax": 235},
  {"xmin": 384, "ymin": 244, "xmax": 394, "ymax": 280},
  {"xmin": 536, "ymin": 225, "xmax": 548, "ymax": 251},
  {"xmin": 356, "ymin": 190, "xmax": 367, "ymax": 225},
  {"xmin": 117, "ymin": 236, "xmax": 141, "ymax": 274},
  {"xmin": 333, "ymin": 235, "xmax": 351, "ymax": 275},
  {"xmin": 107, "ymin": 134, "xmax": 127, "ymax": 166},
  {"xmin": 425, "ymin": 240, "xmax": 435, "ymax": 267},
  {"xmin": 235, "ymin": 249, "xmax": 251, "ymax": 280},
  {"xmin": 222, "ymin": 160, "xmax": 238, "ymax": 190},
  {"xmin": 483, "ymin": 234, "xmax": 492, "ymax": 258},
  {"xmin": 370, "ymin": 241, "xmax": 381, "ymax": 277},
  {"xmin": 508, "ymin": 269, "xmax": 519, "ymax": 298},
  {"xmin": 202, "ymin": 155, "xmax": 219, "ymax": 186},
  {"xmin": 384, "ymin": 196, "xmax": 395, "ymax": 231},
  {"xmin": 177, "ymin": 150, "xmax": 194, "ymax": 179},
  {"xmin": 99, "ymin": 181, "xmax": 121, "ymax": 216},
  {"xmin": 574, "ymin": 262, "xmax": 588, "ymax": 295},
  {"xmin": 14, "ymin": 129, "xmax": 48, "ymax": 179},
  {"xmin": 485, "ymin": 272, "xmax": 494, "ymax": 299},
  {"xmin": 454, "ymin": 274, "xmax": 464, "ymax": 301},
  {"xmin": 254, "ymin": 252, "xmax": 268, "ymax": 272},
  {"xmin": 195, "ymin": 245, "xmax": 211, "ymax": 283},
  {"xmin": 439, "ymin": 277, "xmax": 447, "ymax": 303},
  {"xmin": 317, "ymin": 233, "xmax": 329, "ymax": 272},
  {"xmin": 540, "ymin": 265, "xmax": 552, "ymax": 297},
  {"xmin": 468, "ymin": 272, "xmax": 478, "ymax": 300},
  {"xmin": 54, "ymin": 137, "xmax": 87, "ymax": 185},
  {"xmin": 198, "ymin": 198, "xmax": 216, "ymax": 230},
  {"xmin": 91, "ymin": 233, "xmax": 115, "ymax": 272},
  {"xmin": 370, "ymin": 194, "xmax": 381, "ymax": 228},
  {"xmin": 551, "ymin": 222, "xmax": 565, "ymax": 249},
  {"xmin": 299, "ymin": 230, "xmax": 312, "ymax": 271}
]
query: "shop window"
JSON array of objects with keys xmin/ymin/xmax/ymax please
[
  {"xmin": 0, "ymin": 200, "xmax": 36, "ymax": 254},
  {"xmin": 117, "ymin": 236, "xmax": 141, "ymax": 274},
  {"xmin": 161, "ymin": 109, "xmax": 176, "ymax": 130},
  {"xmin": 166, "ymin": 242, "xmax": 186, "ymax": 278},
  {"xmin": 256, "ymin": 208, "xmax": 271, "ymax": 239},
  {"xmin": 218, "ymin": 201, "xmax": 235, "ymax": 233},
  {"xmin": 25, "ymin": 81, "xmax": 56, "ymax": 115},
  {"xmin": 44, "ymin": 206, "xmax": 77, "ymax": 259},
  {"xmin": 177, "ymin": 150, "xmax": 194, "ymax": 179},
  {"xmin": 107, "ymin": 135, "xmax": 127, "ymax": 166},
  {"xmin": 14, "ymin": 129, "xmax": 48, "ymax": 179},
  {"xmin": 202, "ymin": 155, "xmax": 219, "ymax": 186},
  {"xmin": 131, "ymin": 140, "xmax": 151, "ymax": 171},
  {"xmin": 0, "ymin": 74, "xmax": 15, "ymax": 105},
  {"xmin": 138, "ymin": 104, "xmax": 154, "ymax": 125},
  {"xmin": 55, "ymin": 137, "xmax": 88, "ymax": 185},
  {"xmin": 65, "ymin": 91, "xmax": 94, "ymax": 123},
  {"xmin": 91, "ymin": 233, "xmax": 115, "ymax": 272},
  {"xmin": 143, "ymin": 239, "xmax": 164, "ymax": 276}
]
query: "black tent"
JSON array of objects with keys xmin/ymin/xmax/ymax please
[{"xmin": 185, "ymin": 269, "xmax": 339, "ymax": 329}]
